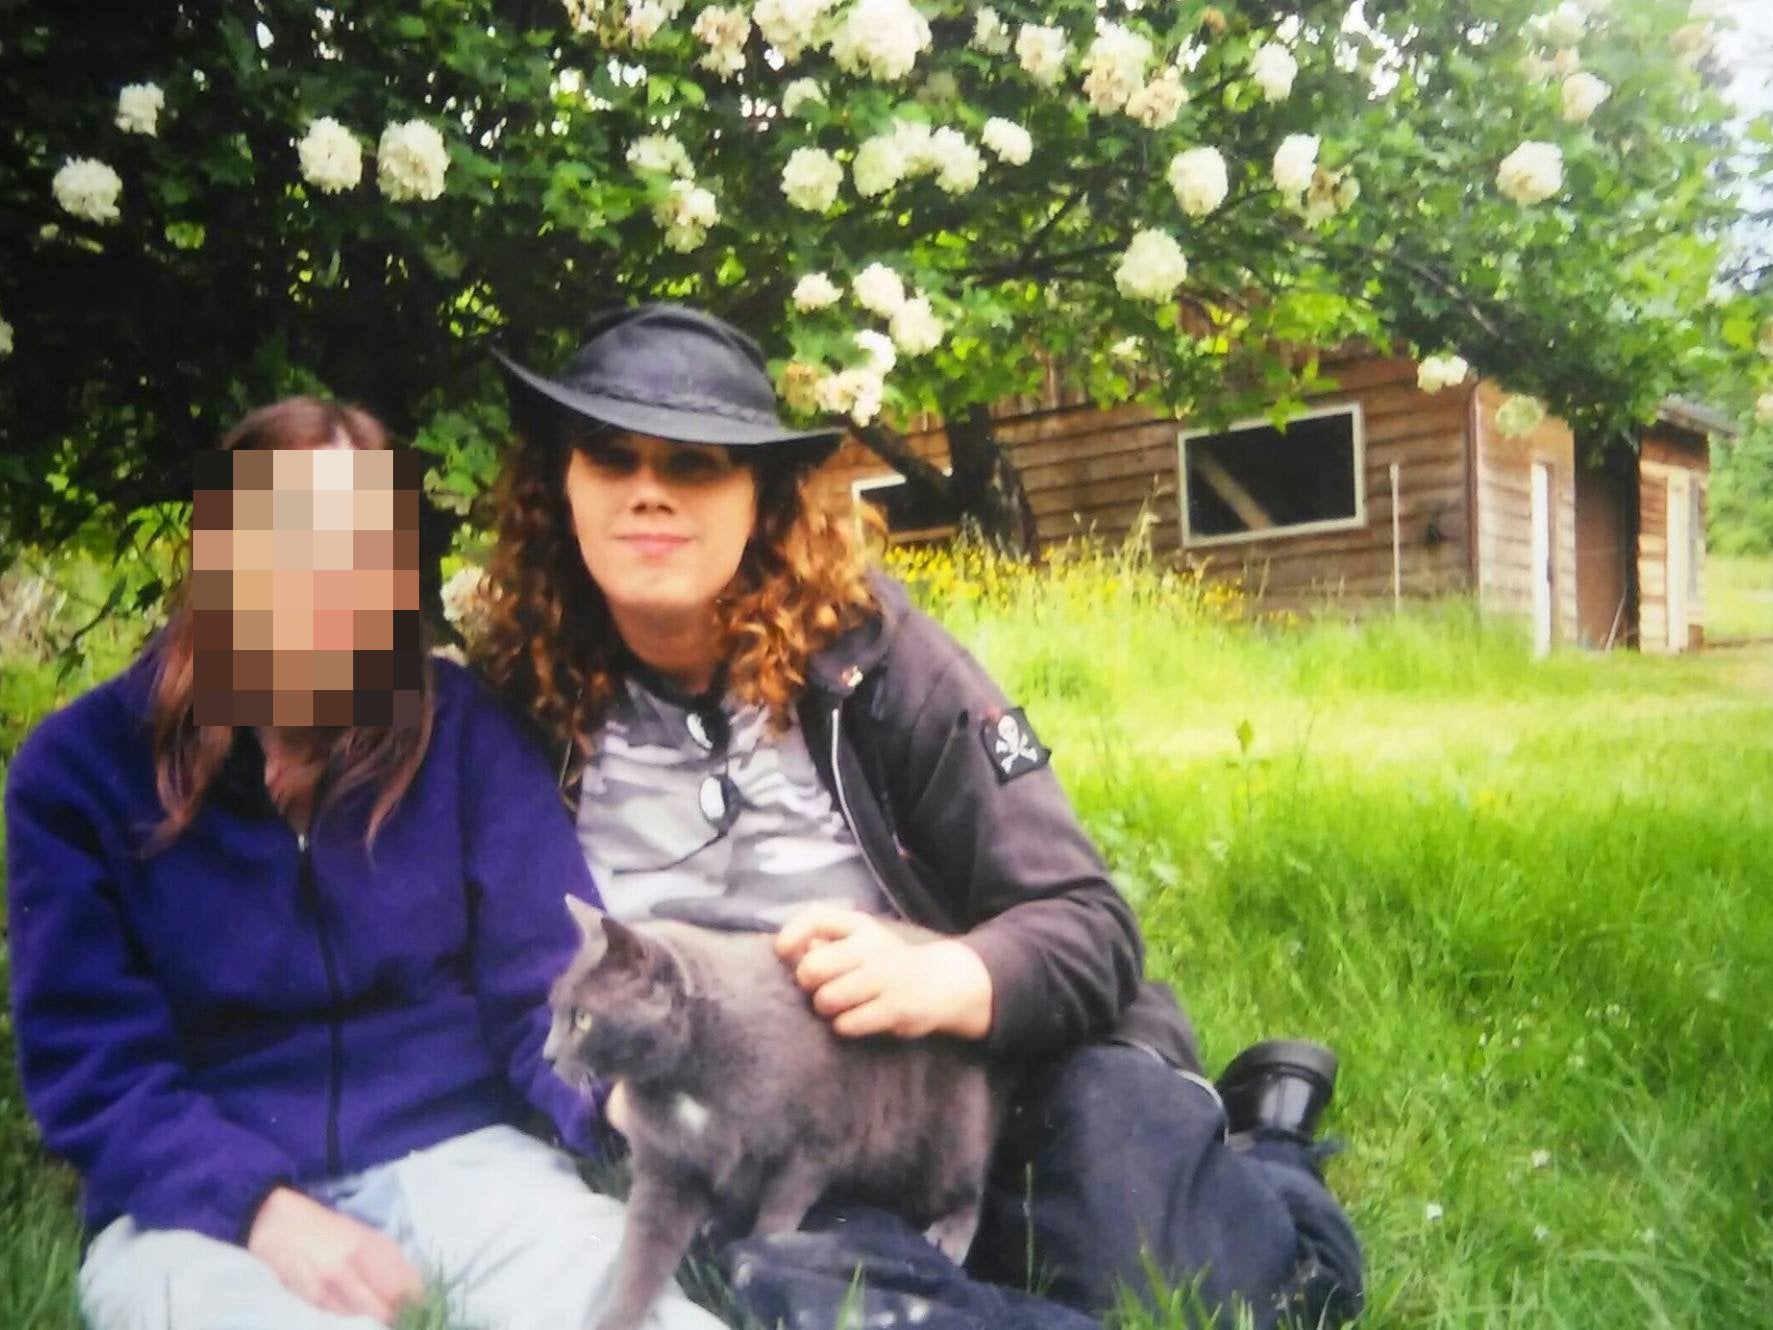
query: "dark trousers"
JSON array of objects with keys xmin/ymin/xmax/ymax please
[{"xmin": 721, "ymin": 1043, "xmax": 1363, "ymax": 1329}]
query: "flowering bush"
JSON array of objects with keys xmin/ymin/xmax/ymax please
[{"xmin": 5, "ymin": 0, "xmax": 1768, "ymax": 563}]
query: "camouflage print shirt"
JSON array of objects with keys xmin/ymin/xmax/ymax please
[{"xmin": 575, "ymin": 675, "xmax": 886, "ymax": 927}]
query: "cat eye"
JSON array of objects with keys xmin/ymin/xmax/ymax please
[{"xmin": 573, "ymin": 1008, "xmax": 594, "ymax": 1032}]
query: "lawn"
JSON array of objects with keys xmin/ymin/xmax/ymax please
[
  {"xmin": 1706, "ymin": 554, "xmax": 1773, "ymax": 642},
  {"xmin": 3, "ymin": 549, "xmax": 1771, "ymax": 1328}
]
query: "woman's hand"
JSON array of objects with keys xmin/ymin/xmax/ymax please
[
  {"xmin": 246, "ymin": 1186, "xmax": 423, "ymax": 1324},
  {"xmin": 775, "ymin": 905, "xmax": 994, "ymax": 1040}
]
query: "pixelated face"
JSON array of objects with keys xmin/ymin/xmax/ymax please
[
  {"xmin": 190, "ymin": 448, "xmax": 423, "ymax": 728},
  {"xmin": 562, "ymin": 432, "xmax": 757, "ymax": 640}
]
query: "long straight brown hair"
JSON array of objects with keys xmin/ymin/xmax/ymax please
[{"xmin": 145, "ymin": 396, "xmax": 433, "ymax": 852}]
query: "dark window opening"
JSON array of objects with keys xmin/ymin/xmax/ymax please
[
  {"xmin": 853, "ymin": 473, "xmax": 958, "ymax": 541},
  {"xmin": 1181, "ymin": 407, "xmax": 1363, "ymax": 546}
]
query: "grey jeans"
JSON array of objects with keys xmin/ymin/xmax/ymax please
[{"xmin": 78, "ymin": 1125, "xmax": 725, "ymax": 1330}]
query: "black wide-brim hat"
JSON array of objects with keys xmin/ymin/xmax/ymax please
[{"xmin": 495, "ymin": 303, "xmax": 845, "ymax": 463}]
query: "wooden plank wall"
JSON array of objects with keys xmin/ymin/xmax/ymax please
[
  {"xmin": 1473, "ymin": 383, "xmax": 1578, "ymax": 642},
  {"xmin": 811, "ymin": 357, "xmax": 1479, "ymax": 607},
  {"xmin": 1637, "ymin": 428, "xmax": 1709, "ymax": 653}
]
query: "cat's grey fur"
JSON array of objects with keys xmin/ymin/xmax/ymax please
[{"xmin": 544, "ymin": 897, "xmax": 1002, "ymax": 1330}]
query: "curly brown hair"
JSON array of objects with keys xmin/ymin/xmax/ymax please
[{"xmin": 476, "ymin": 429, "xmax": 878, "ymax": 760}]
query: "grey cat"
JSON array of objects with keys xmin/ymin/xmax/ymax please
[{"xmin": 543, "ymin": 896, "xmax": 1002, "ymax": 1330}]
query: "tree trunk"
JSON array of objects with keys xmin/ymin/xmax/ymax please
[
  {"xmin": 945, "ymin": 405, "xmax": 1040, "ymax": 558},
  {"xmin": 854, "ymin": 407, "xmax": 1039, "ymax": 560}
]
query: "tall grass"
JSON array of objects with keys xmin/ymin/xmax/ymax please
[{"xmin": 4, "ymin": 541, "xmax": 1772, "ymax": 1327}]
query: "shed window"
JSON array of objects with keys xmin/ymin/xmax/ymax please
[
  {"xmin": 1179, "ymin": 404, "xmax": 1365, "ymax": 547},
  {"xmin": 851, "ymin": 470, "xmax": 958, "ymax": 543}
]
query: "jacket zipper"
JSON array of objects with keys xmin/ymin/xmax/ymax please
[
  {"xmin": 296, "ymin": 826, "xmax": 346, "ymax": 1176},
  {"xmin": 828, "ymin": 700, "xmax": 909, "ymax": 920}
]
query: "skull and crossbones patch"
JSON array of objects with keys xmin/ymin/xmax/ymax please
[{"xmin": 980, "ymin": 707, "xmax": 1051, "ymax": 784}]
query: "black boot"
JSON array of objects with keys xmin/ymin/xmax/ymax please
[{"xmin": 1216, "ymin": 1039, "xmax": 1338, "ymax": 1143}]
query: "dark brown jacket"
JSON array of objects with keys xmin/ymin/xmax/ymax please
[{"xmin": 797, "ymin": 576, "xmax": 1201, "ymax": 1071}]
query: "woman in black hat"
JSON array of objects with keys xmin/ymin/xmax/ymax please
[{"xmin": 479, "ymin": 303, "xmax": 1363, "ymax": 1330}]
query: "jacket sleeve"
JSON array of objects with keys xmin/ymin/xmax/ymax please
[
  {"xmin": 875, "ymin": 618, "xmax": 1145, "ymax": 1060},
  {"xmin": 456, "ymin": 683, "xmax": 611, "ymax": 1157},
  {"xmin": 5, "ymin": 726, "xmax": 297, "ymax": 1244}
]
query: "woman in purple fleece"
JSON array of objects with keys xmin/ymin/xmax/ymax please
[{"xmin": 4, "ymin": 398, "xmax": 721, "ymax": 1330}]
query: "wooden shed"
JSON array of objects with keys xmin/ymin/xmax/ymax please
[{"xmin": 812, "ymin": 356, "xmax": 1725, "ymax": 653}]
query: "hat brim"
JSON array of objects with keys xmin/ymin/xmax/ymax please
[{"xmin": 493, "ymin": 349, "xmax": 845, "ymax": 459}]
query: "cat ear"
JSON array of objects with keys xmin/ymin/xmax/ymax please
[
  {"xmin": 599, "ymin": 914, "xmax": 651, "ymax": 971},
  {"xmin": 564, "ymin": 895, "xmax": 606, "ymax": 952}
]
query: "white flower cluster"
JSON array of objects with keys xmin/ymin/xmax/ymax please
[
  {"xmin": 1168, "ymin": 146, "xmax": 1228, "ymax": 216},
  {"xmin": 53, "ymin": 158, "xmax": 123, "ymax": 224},
  {"xmin": 693, "ymin": 6, "xmax": 752, "ymax": 79},
  {"xmin": 890, "ymin": 296, "xmax": 944, "ymax": 355},
  {"xmin": 1115, "ymin": 229, "xmax": 1188, "ymax": 303},
  {"xmin": 781, "ymin": 146, "xmax": 843, "ymax": 212},
  {"xmin": 298, "ymin": 118, "xmax": 363, "ymax": 193},
  {"xmin": 1272, "ymin": 134, "xmax": 1319, "ymax": 196},
  {"xmin": 1417, "ymin": 354, "xmax": 1470, "ymax": 394},
  {"xmin": 981, "ymin": 118, "xmax": 1033, "ymax": 167},
  {"xmin": 830, "ymin": 0, "xmax": 931, "ymax": 82},
  {"xmin": 116, "ymin": 83, "xmax": 165, "ymax": 137},
  {"xmin": 792, "ymin": 272, "xmax": 841, "ymax": 310},
  {"xmin": 627, "ymin": 134, "xmax": 694, "ymax": 178},
  {"xmin": 782, "ymin": 78, "xmax": 825, "ymax": 116},
  {"xmin": 928, "ymin": 127, "xmax": 983, "ymax": 194},
  {"xmin": 0, "ymin": 313, "xmax": 13, "ymax": 358},
  {"xmin": 853, "ymin": 263, "xmax": 906, "ymax": 318},
  {"xmin": 1126, "ymin": 67, "xmax": 1188, "ymax": 130},
  {"xmin": 1530, "ymin": 3, "xmax": 1586, "ymax": 49},
  {"xmin": 440, "ymin": 565, "xmax": 494, "ymax": 646},
  {"xmin": 1497, "ymin": 141, "xmax": 1563, "ymax": 206},
  {"xmin": 853, "ymin": 133, "xmax": 906, "ymax": 197},
  {"xmin": 626, "ymin": 1, "xmax": 674, "ymax": 45},
  {"xmin": 816, "ymin": 366, "xmax": 885, "ymax": 426},
  {"xmin": 971, "ymin": 8, "xmax": 1011, "ymax": 55},
  {"xmin": 1561, "ymin": 71, "xmax": 1610, "ymax": 123},
  {"xmin": 754, "ymin": 0, "xmax": 833, "ymax": 62},
  {"xmin": 854, "ymin": 121, "xmax": 983, "ymax": 196},
  {"xmin": 377, "ymin": 120, "xmax": 449, "ymax": 202},
  {"xmin": 656, "ymin": 179, "xmax": 718, "ymax": 251},
  {"xmin": 1496, "ymin": 393, "xmax": 1547, "ymax": 438},
  {"xmin": 1250, "ymin": 43, "xmax": 1298, "ymax": 101},
  {"xmin": 1016, "ymin": 24, "xmax": 1069, "ymax": 88},
  {"xmin": 1081, "ymin": 24, "xmax": 1152, "ymax": 116},
  {"xmin": 854, "ymin": 329, "xmax": 896, "ymax": 375}
]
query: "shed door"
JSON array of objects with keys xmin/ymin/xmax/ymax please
[
  {"xmin": 1531, "ymin": 461, "xmax": 1554, "ymax": 657},
  {"xmin": 1667, "ymin": 471, "xmax": 1690, "ymax": 652}
]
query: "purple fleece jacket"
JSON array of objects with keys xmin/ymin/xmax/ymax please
[{"xmin": 5, "ymin": 649, "xmax": 605, "ymax": 1245}]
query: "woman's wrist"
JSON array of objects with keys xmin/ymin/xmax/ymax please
[{"xmin": 926, "ymin": 939, "xmax": 995, "ymax": 1040}]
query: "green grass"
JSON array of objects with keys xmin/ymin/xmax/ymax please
[
  {"xmin": 1706, "ymin": 554, "xmax": 1773, "ymax": 641},
  {"xmin": 5, "ymin": 551, "xmax": 1773, "ymax": 1327}
]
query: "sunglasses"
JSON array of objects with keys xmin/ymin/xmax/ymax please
[{"xmin": 612, "ymin": 703, "xmax": 743, "ymax": 876}]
